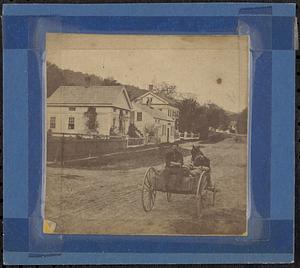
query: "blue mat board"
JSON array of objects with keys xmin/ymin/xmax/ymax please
[{"xmin": 3, "ymin": 3, "xmax": 295, "ymax": 265}]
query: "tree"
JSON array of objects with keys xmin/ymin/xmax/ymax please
[
  {"xmin": 237, "ymin": 107, "xmax": 248, "ymax": 134},
  {"xmin": 152, "ymin": 82, "xmax": 177, "ymax": 100},
  {"xmin": 103, "ymin": 76, "xmax": 120, "ymax": 86},
  {"xmin": 47, "ymin": 62, "xmax": 65, "ymax": 97},
  {"xmin": 84, "ymin": 76, "xmax": 91, "ymax": 87},
  {"xmin": 127, "ymin": 123, "xmax": 142, "ymax": 138},
  {"xmin": 84, "ymin": 107, "xmax": 99, "ymax": 133},
  {"xmin": 193, "ymin": 105, "xmax": 209, "ymax": 139},
  {"xmin": 177, "ymin": 98, "xmax": 232, "ymax": 138},
  {"xmin": 177, "ymin": 98, "xmax": 199, "ymax": 132},
  {"xmin": 144, "ymin": 123, "xmax": 158, "ymax": 137},
  {"xmin": 205, "ymin": 103, "xmax": 230, "ymax": 130},
  {"xmin": 47, "ymin": 62, "xmax": 106, "ymax": 97}
]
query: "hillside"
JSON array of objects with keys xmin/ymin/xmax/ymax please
[{"xmin": 47, "ymin": 62, "xmax": 147, "ymax": 100}]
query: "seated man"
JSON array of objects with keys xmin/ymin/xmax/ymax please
[{"xmin": 163, "ymin": 143, "xmax": 184, "ymax": 190}]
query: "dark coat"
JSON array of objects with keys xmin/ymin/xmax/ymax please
[
  {"xmin": 165, "ymin": 148, "xmax": 183, "ymax": 167},
  {"xmin": 193, "ymin": 154, "xmax": 210, "ymax": 168}
]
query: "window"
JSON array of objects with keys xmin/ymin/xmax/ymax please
[
  {"xmin": 146, "ymin": 97, "xmax": 153, "ymax": 105},
  {"xmin": 68, "ymin": 117, "xmax": 75, "ymax": 129},
  {"xmin": 113, "ymin": 118, "xmax": 116, "ymax": 127},
  {"xmin": 113, "ymin": 108, "xmax": 117, "ymax": 112},
  {"xmin": 50, "ymin": 117, "xmax": 56, "ymax": 129},
  {"xmin": 137, "ymin": 112, "xmax": 142, "ymax": 121},
  {"xmin": 69, "ymin": 107, "xmax": 76, "ymax": 111}
]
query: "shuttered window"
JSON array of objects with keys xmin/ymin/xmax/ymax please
[
  {"xmin": 137, "ymin": 112, "xmax": 142, "ymax": 121},
  {"xmin": 50, "ymin": 117, "xmax": 56, "ymax": 129},
  {"xmin": 68, "ymin": 117, "xmax": 75, "ymax": 129}
]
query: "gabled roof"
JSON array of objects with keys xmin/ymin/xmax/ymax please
[
  {"xmin": 47, "ymin": 85, "xmax": 132, "ymax": 110},
  {"xmin": 134, "ymin": 91, "xmax": 178, "ymax": 109},
  {"xmin": 135, "ymin": 91, "xmax": 168, "ymax": 104},
  {"xmin": 134, "ymin": 103, "xmax": 174, "ymax": 122}
]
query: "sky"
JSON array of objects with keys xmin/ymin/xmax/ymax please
[{"xmin": 46, "ymin": 34, "xmax": 249, "ymax": 113}]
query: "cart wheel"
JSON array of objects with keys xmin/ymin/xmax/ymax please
[
  {"xmin": 196, "ymin": 170, "xmax": 209, "ymax": 217},
  {"xmin": 142, "ymin": 167, "xmax": 157, "ymax": 212},
  {"xmin": 166, "ymin": 192, "xmax": 172, "ymax": 202}
]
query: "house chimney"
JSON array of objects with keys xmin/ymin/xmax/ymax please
[
  {"xmin": 148, "ymin": 84, "xmax": 153, "ymax": 91},
  {"xmin": 84, "ymin": 76, "xmax": 91, "ymax": 88}
]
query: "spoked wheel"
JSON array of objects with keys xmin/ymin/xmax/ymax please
[
  {"xmin": 212, "ymin": 182, "xmax": 217, "ymax": 206},
  {"xmin": 196, "ymin": 170, "xmax": 210, "ymax": 217},
  {"xmin": 142, "ymin": 167, "xmax": 157, "ymax": 212},
  {"xmin": 166, "ymin": 192, "xmax": 172, "ymax": 202}
]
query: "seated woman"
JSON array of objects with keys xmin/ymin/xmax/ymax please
[{"xmin": 189, "ymin": 145, "xmax": 213, "ymax": 188}]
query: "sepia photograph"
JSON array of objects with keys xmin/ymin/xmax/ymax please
[{"xmin": 44, "ymin": 33, "xmax": 249, "ymax": 235}]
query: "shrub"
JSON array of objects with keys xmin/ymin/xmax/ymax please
[{"xmin": 127, "ymin": 123, "xmax": 141, "ymax": 138}]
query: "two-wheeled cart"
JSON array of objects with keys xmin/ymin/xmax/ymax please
[{"xmin": 141, "ymin": 166, "xmax": 217, "ymax": 217}]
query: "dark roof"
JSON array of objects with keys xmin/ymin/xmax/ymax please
[
  {"xmin": 122, "ymin": 84, "xmax": 178, "ymax": 108},
  {"xmin": 125, "ymin": 85, "xmax": 148, "ymax": 101},
  {"xmin": 155, "ymin": 92, "xmax": 178, "ymax": 107}
]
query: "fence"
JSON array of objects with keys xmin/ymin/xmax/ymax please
[
  {"xmin": 147, "ymin": 135, "xmax": 157, "ymax": 145},
  {"xmin": 126, "ymin": 136, "xmax": 159, "ymax": 147},
  {"xmin": 179, "ymin": 132, "xmax": 200, "ymax": 141},
  {"xmin": 48, "ymin": 131, "xmax": 201, "ymax": 164},
  {"xmin": 174, "ymin": 131, "xmax": 181, "ymax": 141},
  {"xmin": 47, "ymin": 134, "xmax": 127, "ymax": 163},
  {"xmin": 126, "ymin": 137, "xmax": 145, "ymax": 147},
  {"xmin": 51, "ymin": 132, "xmax": 126, "ymax": 140}
]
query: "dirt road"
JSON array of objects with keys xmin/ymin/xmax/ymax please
[{"xmin": 45, "ymin": 138, "xmax": 247, "ymax": 235}]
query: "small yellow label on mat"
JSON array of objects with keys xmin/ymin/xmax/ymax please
[{"xmin": 43, "ymin": 219, "xmax": 57, "ymax": 233}]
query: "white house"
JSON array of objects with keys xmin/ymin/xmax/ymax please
[
  {"xmin": 47, "ymin": 86, "xmax": 132, "ymax": 136},
  {"xmin": 132, "ymin": 102, "xmax": 175, "ymax": 143},
  {"xmin": 133, "ymin": 91, "xmax": 179, "ymax": 130}
]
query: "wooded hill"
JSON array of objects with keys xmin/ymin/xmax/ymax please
[{"xmin": 47, "ymin": 62, "xmax": 147, "ymax": 101}]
